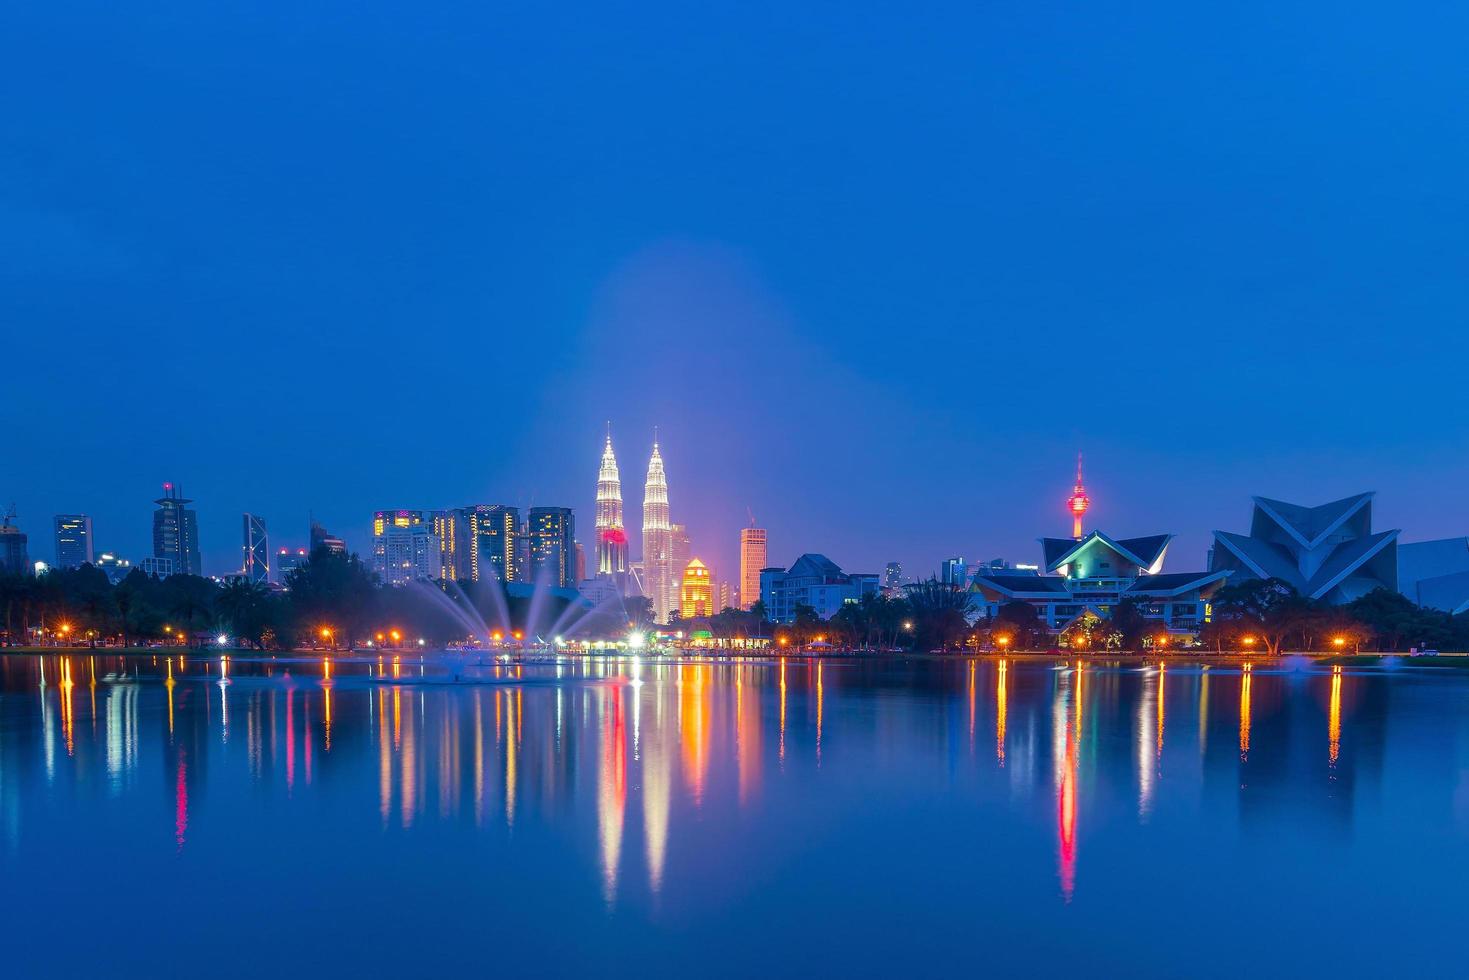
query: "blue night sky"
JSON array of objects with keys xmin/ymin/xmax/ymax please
[{"xmin": 5, "ymin": 2, "xmax": 1468, "ymax": 582}]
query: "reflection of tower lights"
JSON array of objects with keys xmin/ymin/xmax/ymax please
[
  {"xmin": 598, "ymin": 687, "xmax": 627, "ymax": 904},
  {"xmin": 1239, "ymin": 666, "xmax": 1253, "ymax": 760},
  {"xmin": 1328, "ymin": 666, "xmax": 1343, "ymax": 768},
  {"xmin": 1066, "ymin": 452, "xmax": 1091, "ymax": 540},
  {"xmin": 1056, "ymin": 670, "xmax": 1080, "ymax": 902},
  {"xmin": 996, "ymin": 660, "xmax": 1008, "ymax": 766}
]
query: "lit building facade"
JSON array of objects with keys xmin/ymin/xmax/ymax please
[
  {"xmin": 680, "ymin": 558, "xmax": 713, "ymax": 619},
  {"xmin": 642, "ymin": 439, "xmax": 674, "ymax": 622},
  {"xmin": 469, "ymin": 504, "xmax": 520, "ymax": 583},
  {"xmin": 140, "ymin": 556, "xmax": 176, "ymax": 578},
  {"xmin": 241, "ymin": 513, "xmax": 270, "ymax": 584},
  {"xmin": 528, "ymin": 506, "xmax": 576, "ymax": 588},
  {"xmin": 277, "ymin": 547, "xmax": 309, "ymax": 582},
  {"xmin": 759, "ymin": 554, "xmax": 881, "ymax": 623},
  {"xmin": 884, "ymin": 561, "xmax": 903, "ymax": 591},
  {"xmin": 739, "ymin": 525, "xmax": 767, "ymax": 611},
  {"xmin": 595, "ymin": 432, "xmax": 628, "ymax": 582},
  {"xmin": 971, "ymin": 531, "xmax": 1230, "ymax": 634},
  {"xmin": 95, "ymin": 552, "xmax": 132, "ymax": 584},
  {"xmin": 380, "ymin": 522, "xmax": 442, "ymax": 586},
  {"xmin": 432, "ymin": 509, "xmax": 471, "ymax": 583},
  {"xmin": 53, "ymin": 514, "xmax": 94, "ymax": 569},
  {"xmin": 310, "ymin": 520, "xmax": 346, "ymax": 555},
  {"xmin": 941, "ymin": 557, "xmax": 968, "ymax": 587},
  {"xmin": 373, "ymin": 510, "xmax": 426, "ymax": 582},
  {"xmin": 152, "ymin": 484, "xmax": 201, "ymax": 576},
  {"xmin": 670, "ymin": 523, "xmax": 690, "ymax": 596}
]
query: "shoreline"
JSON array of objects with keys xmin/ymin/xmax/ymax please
[{"xmin": 2, "ymin": 646, "xmax": 1466, "ymax": 668}]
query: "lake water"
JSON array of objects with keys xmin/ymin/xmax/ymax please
[{"xmin": 2, "ymin": 653, "xmax": 1467, "ymax": 978}]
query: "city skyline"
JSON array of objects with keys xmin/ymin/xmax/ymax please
[{"xmin": 7, "ymin": 443, "xmax": 1469, "ymax": 593}]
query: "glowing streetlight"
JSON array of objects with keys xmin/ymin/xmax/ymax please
[
  {"xmin": 778, "ymin": 636, "xmax": 789, "ymax": 647},
  {"xmin": 996, "ymin": 634, "xmax": 1011, "ymax": 650},
  {"xmin": 389, "ymin": 629, "xmax": 401, "ymax": 644}
]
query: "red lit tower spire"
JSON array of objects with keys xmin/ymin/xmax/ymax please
[{"xmin": 1066, "ymin": 452, "xmax": 1090, "ymax": 540}]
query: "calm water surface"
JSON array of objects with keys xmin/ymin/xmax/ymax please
[{"xmin": 3, "ymin": 653, "xmax": 1468, "ymax": 978}]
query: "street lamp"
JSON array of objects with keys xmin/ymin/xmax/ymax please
[
  {"xmin": 996, "ymin": 634, "xmax": 1011, "ymax": 651},
  {"xmin": 1241, "ymin": 636, "xmax": 1256, "ymax": 651}
]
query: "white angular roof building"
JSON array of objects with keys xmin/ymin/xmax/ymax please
[{"xmin": 1210, "ymin": 493, "xmax": 1400, "ymax": 605}]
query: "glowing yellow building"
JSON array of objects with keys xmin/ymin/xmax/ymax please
[{"xmin": 680, "ymin": 558, "xmax": 713, "ymax": 619}]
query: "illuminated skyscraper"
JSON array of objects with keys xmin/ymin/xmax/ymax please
[
  {"xmin": 53, "ymin": 514, "xmax": 94, "ymax": 569},
  {"xmin": 0, "ymin": 508, "xmax": 28, "ymax": 576},
  {"xmin": 468, "ymin": 504, "xmax": 519, "ymax": 582},
  {"xmin": 670, "ymin": 523, "xmax": 691, "ymax": 611},
  {"xmin": 152, "ymin": 484, "xmax": 201, "ymax": 576},
  {"xmin": 642, "ymin": 437, "xmax": 673, "ymax": 622},
  {"xmin": 528, "ymin": 506, "xmax": 576, "ymax": 588},
  {"xmin": 680, "ymin": 558, "xmax": 713, "ymax": 619},
  {"xmin": 432, "ymin": 509, "xmax": 470, "ymax": 582},
  {"xmin": 739, "ymin": 523, "xmax": 767, "ymax": 611},
  {"xmin": 595, "ymin": 428, "xmax": 628, "ymax": 581},
  {"xmin": 241, "ymin": 513, "xmax": 270, "ymax": 584},
  {"xmin": 372, "ymin": 510, "xmax": 425, "ymax": 582}
]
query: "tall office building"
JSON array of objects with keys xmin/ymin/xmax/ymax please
[
  {"xmin": 153, "ymin": 484, "xmax": 201, "ymax": 576},
  {"xmin": 310, "ymin": 519, "xmax": 346, "ymax": 555},
  {"xmin": 642, "ymin": 438, "xmax": 674, "ymax": 622},
  {"xmin": 527, "ymin": 506, "xmax": 576, "ymax": 588},
  {"xmin": 242, "ymin": 513, "xmax": 270, "ymax": 584},
  {"xmin": 884, "ymin": 562, "xmax": 903, "ymax": 589},
  {"xmin": 277, "ymin": 547, "xmax": 309, "ymax": 581},
  {"xmin": 680, "ymin": 558, "xmax": 713, "ymax": 619},
  {"xmin": 595, "ymin": 430, "xmax": 628, "ymax": 581},
  {"xmin": 96, "ymin": 552, "xmax": 132, "ymax": 584},
  {"xmin": 53, "ymin": 514, "xmax": 94, "ymax": 569},
  {"xmin": 380, "ymin": 522, "xmax": 441, "ymax": 586},
  {"xmin": 669, "ymin": 523, "xmax": 691, "ymax": 613},
  {"xmin": 0, "ymin": 509, "xmax": 28, "ymax": 575},
  {"xmin": 739, "ymin": 524, "xmax": 767, "ymax": 611},
  {"xmin": 941, "ymin": 557, "xmax": 968, "ymax": 587},
  {"xmin": 373, "ymin": 510, "xmax": 424, "ymax": 578},
  {"xmin": 432, "ymin": 508, "xmax": 471, "ymax": 582},
  {"xmin": 468, "ymin": 504, "xmax": 520, "ymax": 582}
]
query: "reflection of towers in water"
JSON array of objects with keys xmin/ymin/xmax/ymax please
[
  {"xmin": 642, "ymin": 675, "xmax": 671, "ymax": 896},
  {"xmin": 595, "ymin": 428, "xmax": 628, "ymax": 580},
  {"xmin": 597, "ymin": 685, "xmax": 627, "ymax": 903},
  {"xmin": 642, "ymin": 437, "xmax": 673, "ymax": 623}
]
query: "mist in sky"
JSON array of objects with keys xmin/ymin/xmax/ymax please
[{"xmin": 5, "ymin": 2, "xmax": 1468, "ymax": 581}]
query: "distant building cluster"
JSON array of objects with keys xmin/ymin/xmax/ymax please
[{"xmin": 6, "ymin": 448, "xmax": 1467, "ymax": 642}]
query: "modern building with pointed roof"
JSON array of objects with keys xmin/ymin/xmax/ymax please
[
  {"xmin": 1209, "ymin": 493, "xmax": 1399, "ymax": 605},
  {"xmin": 971, "ymin": 530, "xmax": 1230, "ymax": 635}
]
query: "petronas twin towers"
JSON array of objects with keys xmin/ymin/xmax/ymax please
[{"xmin": 595, "ymin": 426, "xmax": 679, "ymax": 622}]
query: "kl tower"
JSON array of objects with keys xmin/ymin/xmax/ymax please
[{"xmin": 1066, "ymin": 452, "xmax": 1090, "ymax": 540}]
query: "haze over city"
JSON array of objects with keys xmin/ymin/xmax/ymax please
[{"xmin": 7, "ymin": 2, "xmax": 1468, "ymax": 582}]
